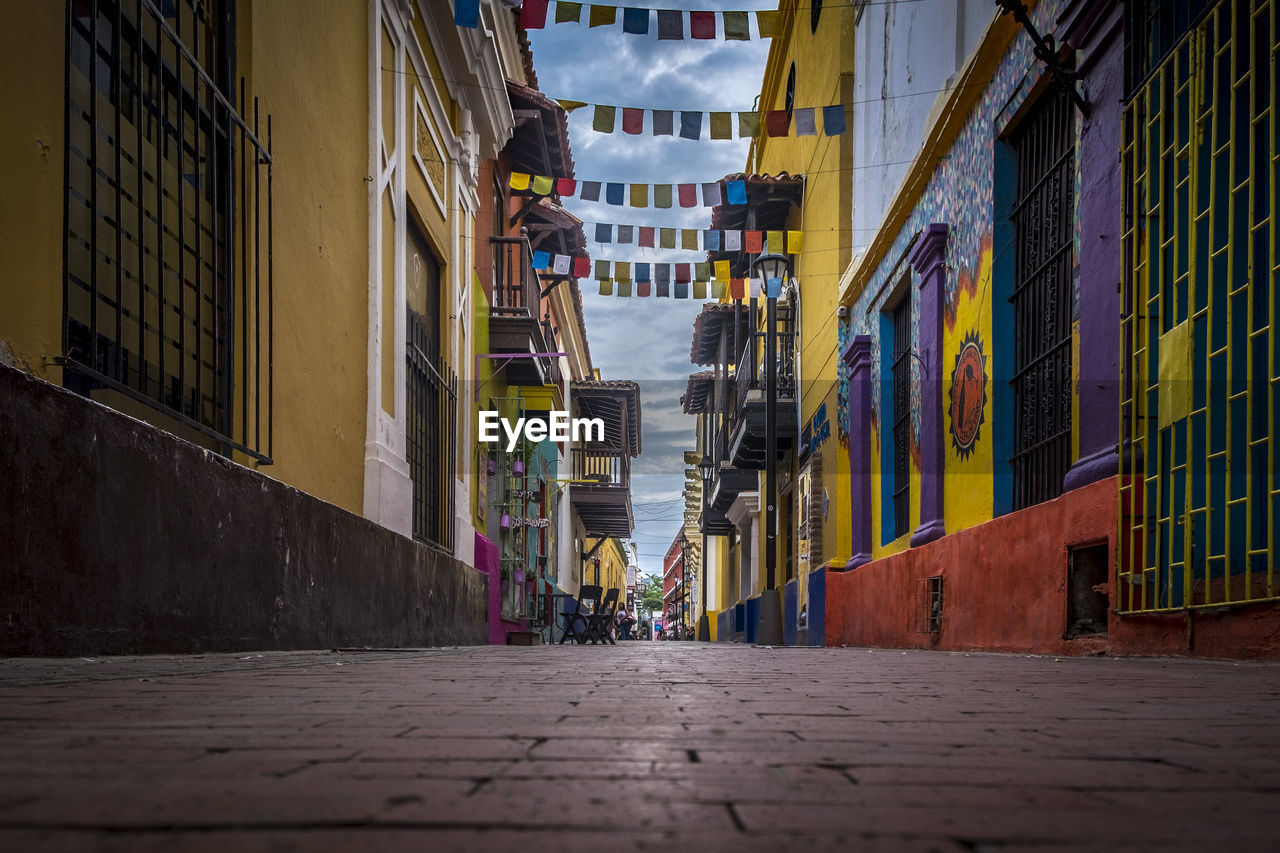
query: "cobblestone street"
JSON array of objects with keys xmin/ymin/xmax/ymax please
[{"xmin": 2, "ymin": 644, "xmax": 1279, "ymax": 851}]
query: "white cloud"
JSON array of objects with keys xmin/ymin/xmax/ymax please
[{"xmin": 527, "ymin": 8, "xmax": 771, "ymax": 566}]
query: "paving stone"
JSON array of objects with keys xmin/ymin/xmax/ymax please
[{"xmin": 0, "ymin": 644, "xmax": 1278, "ymax": 850}]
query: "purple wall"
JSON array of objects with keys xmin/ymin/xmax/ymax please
[{"xmin": 1064, "ymin": 0, "xmax": 1124, "ymax": 491}]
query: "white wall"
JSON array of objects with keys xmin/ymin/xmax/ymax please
[{"xmin": 851, "ymin": 0, "xmax": 994, "ymax": 244}]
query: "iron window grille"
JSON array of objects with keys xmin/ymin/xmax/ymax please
[
  {"xmin": 1008, "ymin": 86, "xmax": 1075, "ymax": 511},
  {"xmin": 1123, "ymin": 0, "xmax": 1216, "ymax": 99},
  {"xmin": 890, "ymin": 296, "xmax": 912, "ymax": 539},
  {"xmin": 1118, "ymin": 0, "xmax": 1279, "ymax": 613},
  {"xmin": 63, "ymin": 0, "xmax": 273, "ymax": 463},
  {"xmin": 916, "ymin": 575, "xmax": 943, "ymax": 634},
  {"xmin": 406, "ymin": 232, "xmax": 456, "ymax": 553}
]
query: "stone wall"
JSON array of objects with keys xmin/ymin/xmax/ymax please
[{"xmin": 0, "ymin": 364, "xmax": 487, "ymax": 655}]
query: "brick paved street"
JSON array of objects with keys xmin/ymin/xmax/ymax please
[{"xmin": 1, "ymin": 644, "xmax": 1279, "ymax": 852}]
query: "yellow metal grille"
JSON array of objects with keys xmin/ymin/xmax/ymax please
[{"xmin": 1119, "ymin": 0, "xmax": 1278, "ymax": 613}]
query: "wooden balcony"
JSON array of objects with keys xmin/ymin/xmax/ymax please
[
  {"xmin": 488, "ymin": 235, "xmax": 559, "ymax": 387},
  {"xmin": 569, "ymin": 380, "xmax": 641, "ymax": 537},
  {"xmin": 727, "ymin": 301, "xmax": 798, "ymax": 469}
]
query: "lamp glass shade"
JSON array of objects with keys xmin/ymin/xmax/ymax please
[
  {"xmin": 697, "ymin": 454, "xmax": 714, "ymax": 484},
  {"xmin": 750, "ymin": 252, "xmax": 791, "ymax": 289}
]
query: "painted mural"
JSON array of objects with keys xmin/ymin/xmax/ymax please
[
  {"xmin": 838, "ymin": 0, "xmax": 1069, "ymax": 553},
  {"xmin": 949, "ymin": 331, "xmax": 987, "ymax": 459}
]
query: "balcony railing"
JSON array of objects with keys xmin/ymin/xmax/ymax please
[
  {"xmin": 732, "ymin": 301, "xmax": 797, "ymax": 424},
  {"xmin": 490, "ymin": 235, "xmax": 539, "ymax": 317},
  {"xmin": 571, "ymin": 446, "xmax": 631, "ymax": 491}
]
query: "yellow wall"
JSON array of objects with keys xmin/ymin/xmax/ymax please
[
  {"xmin": 749, "ymin": 1, "xmax": 856, "ymax": 587},
  {"xmin": 0, "ymin": 4, "xmax": 68, "ymax": 384},
  {"xmin": 240, "ymin": 0, "xmax": 370, "ymax": 515},
  {"xmin": 592, "ymin": 537, "xmax": 628, "ymax": 594},
  {"xmin": 942, "ymin": 243, "xmax": 996, "ymax": 533},
  {"xmin": 0, "ymin": 3, "xmax": 372, "ymax": 517}
]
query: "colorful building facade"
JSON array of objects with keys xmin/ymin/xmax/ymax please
[
  {"xmin": 827, "ymin": 0, "xmax": 1280, "ymax": 658},
  {"xmin": 0, "ymin": 0, "xmax": 517, "ymax": 652}
]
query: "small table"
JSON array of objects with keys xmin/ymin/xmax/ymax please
[{"xmin": 535, "ymin": 592, "xmax": 576, "ymax": 644}]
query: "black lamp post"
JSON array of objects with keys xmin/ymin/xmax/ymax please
[
  {"xmin": 750, "ymin": 252, "xmax": 791, "ymax": 645},
  {"xmin": 678, "ymin": 532, "xmax": 688, "ymax": 635},
  {"xmin": 697, "ymin": 452, "xmax": 714, "ymax": 640}
]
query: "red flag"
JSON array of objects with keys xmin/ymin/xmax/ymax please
[
  {"xmin": 677, "ymin": 183, "xmax": 697, "ymax": 208},
  {"xmin": 675, "ymin": 263, "xmax": 691, "ymax": 283},
  {"xmin": 556, "ymin": 178, "xmax": 577, "ymax": 197},
  {"xmin": 745, "ymin": 231, "xmax": 763, "ymax": 253},
  {"xmin": 766, "ymin": 109, "xmax": 790, "ymax": 137},
  {"xmin": 637, "ymin": 282, "xmax": 652, "ymax": 298},
  {"xmin": 522, "ymin": 0, "xmax": 548, "ymax": 29},
  {"xmin": 638, "ymin": 226, "xmax": 655, "ymax": 248},
  {"xmin": 573, "ymin": 256, "xmax": 590, "ymax": 278},
  {"xmin": 622, "ymin": 108, "xmax": 643, "ymax": 135},
  {"xmin": 689, "ymin": 10, "xmax": 715, "ymax": 39},
  {"xmin": 729, "ymin": 278, "xmax": 745, "ymax": 299}
]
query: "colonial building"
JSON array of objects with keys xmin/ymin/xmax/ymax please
[{"xmin": 0, "ymin": 0, "xmax": 511, "ymax": 653}]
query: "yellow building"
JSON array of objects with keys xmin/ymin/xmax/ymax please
[
  {"xmin": 0, "ymin": 0, "xmax": 519, "ymax": 653},
  {"xmin": 689, "ymin": 0, "xmax": 853, "ymax": 644}
]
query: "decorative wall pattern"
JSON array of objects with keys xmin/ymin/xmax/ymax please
[{"xmin": 842, "ymin": 0, "xmax": 1070, "ymax": 552}]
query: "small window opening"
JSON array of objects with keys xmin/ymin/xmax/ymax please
[{"xmin": 1067, "ymin": 543, "xmax": 1109, "ymax": 637}]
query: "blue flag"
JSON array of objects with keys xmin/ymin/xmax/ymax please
[
  {"xmin": 532, "ymin": 250, "xmax": 551, "ymax": 270},
  {"xmin": 726, "ymin": 180, "xmax": 747, "ymax": 205},
  {"xmin": 622, "ymin": 8, "xmax": 648, "ymax": 34},
  {"xmin": 823, "ymin": 105, "xmax": 846, "ymax": 136},
  {"xmin": 453, "ymin": 0, "xmax": 479, "ymax": 28}
]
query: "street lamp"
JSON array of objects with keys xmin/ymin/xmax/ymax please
[
  {"xmin": 750, "ymin": 252, "xmax": 792, "ymax": 646},
  {"xmin": 696, "ymin": 453, "xmax": 714, "ymax": 641}
]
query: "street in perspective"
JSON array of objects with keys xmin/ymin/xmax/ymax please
[{"xmin": 2, "ymin": 0, "xmax": 1279, "ymax": 849}]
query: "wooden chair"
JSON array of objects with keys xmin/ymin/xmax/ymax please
[
  {"xmin": 559, "ymin": 585, "xmax": 602, "ymax": 645},
  {"xmin": 584, "ymin": 587, "xmax": 620, "ymax": 645}
]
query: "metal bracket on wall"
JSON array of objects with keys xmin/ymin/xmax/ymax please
[{"xmin": 995, "ymin": 0, "xmax": 1090, "ymax": 116}]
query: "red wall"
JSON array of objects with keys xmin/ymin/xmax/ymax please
[
  {"xmin": 825, "ymin": 475, "xmax": 1280, "ymax": 660},
  {"xmin": 826, "ymin": 478, "xmax": 1116, "ymax": 655}
]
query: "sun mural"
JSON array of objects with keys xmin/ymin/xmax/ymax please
[{"xmin": 948, "ymin": 331, "xmax": 987, "ymax": 460}]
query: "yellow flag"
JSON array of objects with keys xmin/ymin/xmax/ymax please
[
  {"xmin": 767, "ymin": 231, "xmax": 783, "ymax": 253},
  {"xmin": 630, "ymin": 183, "xmax": 648, "ymax": 207},
  {"xmin": 693, "ymin": 281, "xmax": 707, "ymax": 299},
  {"xmin": 681, "ymin": 229, "xmax": 699, "ymax": 250},
  {"xmin": 787, "ymin": 230, "xmax": 804, "ymax": 253},
  {"xmin": 531, "ymin": 175, "xmax": 553, "ymax": 195},
  {"xmin": 756, "ymin": 11, "xmax": 779, "ymax": 38},
  {"xmin": 711, "ymin": 280, "xmax": 727, "ymax": 299},
  {"xmin": 556, "ymin": 99, "xmax": 588, "ymax": 113},
  {"xmin": 509, "ymin": 172, "xmax": 531, "ymax": 191},
  {"xmin": 588, "ymin": 5, "xmax": 616, "ymax": 27},
  {"xmin": 599, "ymin": 280, "xmax": 613, "ymax": 296},
  {"xmin": 714, "ymin": 260, "xmax": 731, "ymax": 281},
  {"xmin": 615, "ymin": 262, "xmax": 631, "ymax": 282},
  {"xmin": 709, "ymin": 112, "xmax": 732, "ymax": 139}
]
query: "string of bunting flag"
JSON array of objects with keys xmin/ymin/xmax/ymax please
[
  {"xmin": 510, "ymin": 174, "xmax": 788, "ymax": 207},
  {"xmin": 592, "ymin": 273, "xmax": 783, "ymax": 300},
  {"xmin": 523, "ymin": 251, "xmax": 753, "ymax": 301},
  {"xmin": 529, "ymin": 230, "xmax": 798, "ymax": 280},
  {"xmin": 561, "ymin": 102, "xmax": 844, "ymax": 139},
  {"xmin": 455, "ymin": 2, "xmax": 781, "ymax": 41},
  {"xmin": 588, "ymin": 224, "xmax": 803, "ymax": 254}
]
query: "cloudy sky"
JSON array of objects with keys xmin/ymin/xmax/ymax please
[{"xmin": 526, "ymin": 4, "xmax": 773, "ymax": 576}]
